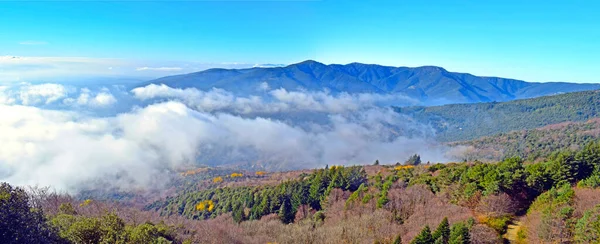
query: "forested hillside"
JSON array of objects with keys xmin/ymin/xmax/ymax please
[
  {"xmin": 396, "ymin": 90, "xmax": 600, "ymax": 141},
  {"xmin": 4, "ymin": 141, "xmax": 600, "ymax": 243},
  {"xmin": 452, "ymin": 118, "xmax": 600, "ymax": 162}
]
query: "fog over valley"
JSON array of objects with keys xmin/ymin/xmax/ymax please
[{"xmin": 0, "ymin": 80, "xmax": 454, "ymax": 192}]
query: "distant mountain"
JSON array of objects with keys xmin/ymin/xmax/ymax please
[
  {"xmin": 140, "ymin": 60, "xmax": 600, "ymax": 104},
  {"xmin": 396, "ymin": 90, "xmax": 600, "ymax": 142}
]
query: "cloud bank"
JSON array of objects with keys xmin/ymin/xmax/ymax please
[
  {"xmin": 131, "ymin": 83, "xmax": 416, "ymax": 114},
  {"xmin": 0, "ymin": 83, "xmax": 117, "ymax": 108},
  {"xmin": 0, "ymin": 83, "xmax": 449, "ymax": 192}
]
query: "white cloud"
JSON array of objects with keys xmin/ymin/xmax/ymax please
[
  {"xmin": 258, "ymin": 82, "xmax": 270, "ymax": 91},
  {"xmin": 0, "ymin": 83, "xmax": 118, "ymax": 108},
  {"xmin": 0, "ymin": 102, "xmax": 202, "ymax": 191},
  {"xmin": 63, "ymin": 88, "xmax": 117, "ymax": 107},
  {"xmin": 0, "ymin": 84, "xmax": 449, "ymax": 193},
  {"xmin": 0, "ymin": 86, "xmax": 16, "ymax": 105},
  {"xmin": 18, "ymin": 83, "xmax": 70, "ymax": 105},
  {"xmin": 131, "ymin": 84, "xmax": 415, "ymax": 114},
  {"xmin": 253, "ymin": 64, "xmax": 285, "ymax": 68},
  {"xmin": 136, "ymin": 67, "xmax": 183, "ymax": 71}
]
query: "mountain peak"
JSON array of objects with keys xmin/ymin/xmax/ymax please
[
  {"xmin": 144, "ymin": 60, "xmax": 600, "ymax": 105},
  {"xmin": 293, "ymin": 60, "xmax": 325, "ymax": 66}
]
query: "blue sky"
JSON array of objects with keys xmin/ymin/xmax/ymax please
[{"xmin": 1, "ymin": 0, "xmax": 599, "ymax": 82}]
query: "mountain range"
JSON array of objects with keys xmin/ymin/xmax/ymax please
[{"xmin": 142, "ymin": 60, "xmax": 600, "ymax": 104}]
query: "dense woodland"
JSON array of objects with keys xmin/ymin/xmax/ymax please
[
  {"xmin": 396, "ymin": 90, "xmax": 600, "ymax": 142},
  {"xmin": 453, "ymin": 118, "xmax": 600, "ymax": 162},
  {"xmin": 3, "ymin": 140, "xmax": 600, "ymax": 243}
]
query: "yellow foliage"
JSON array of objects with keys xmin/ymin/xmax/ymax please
[
  {"xmin": 212, "ymin": 176, "xmax": 223, "ymax": 183},
  {"xmin": 230, "ymin": 172, "xmax": 243, "ymax": 178},
  {"xmin": 196, "ymin": 200, "xmax": 215, "ymax": 212},
  {"xmin": 79, "ymin": 199, "xmax": 92, "ymax": 207},
  {"xmin": 394, "ymin": 165, "xmax": 415, "ymax": 171},
  {"xmin": 330, "ymin": 165, "xmax": 342, "ymax": 169},
  {"xmin": 180, "ymin": 167, "xmax": 208, "ymax": 177},
  {"xmin": 255, "ymin": 171, "xmax": 267, "ymax": 176}
]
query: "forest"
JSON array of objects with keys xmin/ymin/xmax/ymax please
[
  {"xmin": 3, "ymin": 140, "xmax": 600, "ymax": 243},
  {"xmin": 452, "ymin": 118, "xmax": 600, "ymax": 162},
  {"xmin": 396, "ymin": 90, "xmax": 600, "ymax": 142}
]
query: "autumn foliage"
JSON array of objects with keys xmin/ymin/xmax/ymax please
[
  {"xmin": 196, "ymin": 200, "xmax": 215, "ymax": 212},
  {"xmin": 212, "ymin": 176, "xmax": 224, "ymax": 183}
]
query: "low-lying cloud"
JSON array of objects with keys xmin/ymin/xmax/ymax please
[
  {"xmin": 0, "ymin": 83, "xmax": 117, "ymax": 108},
  {"xmin": 131, "ymin": 83, "xmax": 416, "ymax": 114},
  {"xmin": 0, "ymin": 83, "xmax": 451, "ymax": 192}
]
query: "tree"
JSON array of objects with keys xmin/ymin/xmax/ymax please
[
  {"xmin": 99, "ymin": 213, "xmax": 126, "ymax": 243},
  {"xmin": 374, "ymin": 160, "xmax": 380, "ymax": 166},
  {"xmin": 432, "ymin": 217, "xmax": 451, "ymax": 244},
  {"xmin": 449, "ymin": 223, "xmax": 470, "ymax": 244},
  {"xmin": 0, "ymin": 182, "xmax": 62, "ymax": 244},
  {"xmin": 278, "ymin": 198, "xmax": 294, "ymax": 224},
  {"xmin": 128, "ymin": 222, "xmax": 176, "ymax": 244},
  {"xmin": 411, "ymin": 225, "xmax": 433, "ymax": 244},
  {"xmin": 405, "ymin": 154, "xmax": 422, "ymax": 166},
  {"xmin": 232, "ymin": 203, "xmax": 245, "ymax": 224},
  {"xmin": 309, "ymin": 172, "xmax": 324, "ymax": 210}
]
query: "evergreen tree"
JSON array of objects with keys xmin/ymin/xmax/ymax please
[
  {"xmin": 432, "ymin": 217, "xmax": 450, "ymax": 244},
  {"xmin": 309, "ymin": 172, "xmax": 324, "ymax": 210},
  {"xmin": 405, "ymin": 154, "xmax": 422, "ymax": 166},
  {"xmin": 411, "ymin": 225, "xmax": 433, "ymax": 244},
  {"xmin": 232, "ymin": 203, "xmax": 245, "ymax": 224},
  {"xmin": 278, "ymin": 198, "xmax": 294, "ymax": 224},
  {"xmin": 374, "ymin": 160, "xmax": 380, "ymax": 166},
  {"xmin": 449, "ymin": 223, "xmax": 470, "ymax": 244}
]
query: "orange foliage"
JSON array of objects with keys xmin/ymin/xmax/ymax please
[
  {"xmin": 196, "ymin": 200, "xmax": 215, "ymax": 212},
  {"xmin": 212, "ymin": 176, "xmax": 224, "ymax": 183},
  {"xmin": 255, "ymin": 171, "xmax": 268, "ymax": 176},
  {"xmin": 230, "ymin": 172, "xmax": 243, "ymax": 178}
]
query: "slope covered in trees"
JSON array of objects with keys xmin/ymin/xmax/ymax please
[
  {"xmin": 452, "ymin": 118, "xmax": 600, "ymax": 162},
  {"xmin": 396, "ymin": 90, "xmax": 600, "ymax": 141},
  {"xmin": 4, "ymin": 140, "xmax": 600, "ymax": 243}
]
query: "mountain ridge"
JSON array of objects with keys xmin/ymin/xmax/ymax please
[
  {"xmin": 396, "ymin": 89, "xmax": 600, "ymax": 142},
  {"xmin": 140, "ymin": 60, "xmax": 600, "ymax": 105}
]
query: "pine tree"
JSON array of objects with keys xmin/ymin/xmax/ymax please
[
  {"xmin": 278, "ymin": 198, "xmax": 294, "ymax": 224},
  {"xmin": 405, "ymin": 154, "xmax": 422, "ymax": 166},
  {"xmin": 411, "ymin": 225, "xmax": 433, "ymax": 244},
  {"xmin": 449, "ymin": 223, "xmax": 470, "ymax": 244},
  {"xmin": 374, "ymin": 160, "xmax": 380, "ymax": 166},
  {"xmin": 232, "ymin": 203, "xmax": 245, "ymax": 224},
  {"xmin": 309, "ymin": 173, "xmax": 324, "ymax": 210},
  {"xmin": 393, "ymin": 234, "xmax": 402, "ymax": 244},
  {"xmin": 432, "ymin": 217, "xmax": 450, "ymax": 244}
]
